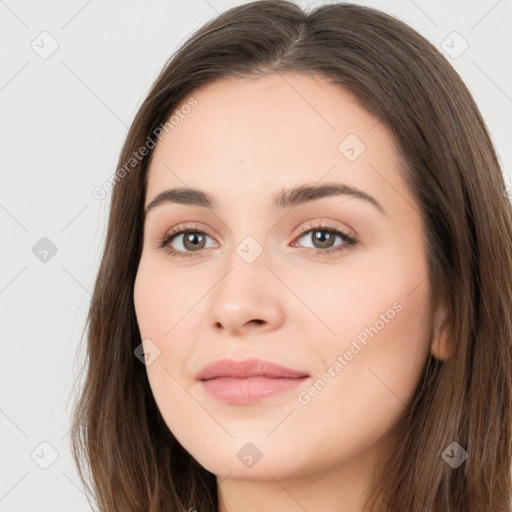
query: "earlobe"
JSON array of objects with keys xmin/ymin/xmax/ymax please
[{"xmin": 430, "ymin": 305, "xmax": 453, "ymax": 361}]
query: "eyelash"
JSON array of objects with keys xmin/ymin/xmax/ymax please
[{"xmin": 154, "ymin": 221, "xmax": 358, "ymax": 259}]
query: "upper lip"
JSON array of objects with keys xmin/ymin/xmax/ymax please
[{"xmin": 196, "ymin": 357, "xmax": 309, "ymax": 380}]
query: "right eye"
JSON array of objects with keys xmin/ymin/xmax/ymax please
[{"xmin": 156, "ymin": 225, "xmax": 218, "ymax": 258}]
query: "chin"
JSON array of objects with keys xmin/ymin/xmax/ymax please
[{"xmin": 184, "ymin": 433, "xmax": 315, "ymax": 482}]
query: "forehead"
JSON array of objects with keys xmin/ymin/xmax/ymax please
[{"xmin": 145, "ymin": 72, "xmax": 410, "ymax": 214}]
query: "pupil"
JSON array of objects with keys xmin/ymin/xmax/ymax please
[
  {"xmin": 185, "ymin": 232, "xmax": 204, "ymax": 250},
  {"xmin": 313, "ymin": 230, "xmax": 334, "ymax": 248}
]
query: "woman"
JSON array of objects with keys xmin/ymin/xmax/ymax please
[{"xmin": 70, "ymin": 1, "xmax": 512, "ymax": 511}]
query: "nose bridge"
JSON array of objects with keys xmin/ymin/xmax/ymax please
[
  {"xmin": 219, "ymin": 230, "xmax": 270, "ymax": 300},
  {"xmin": 221, "ymin": 203, "xmax": 271, "ymax": 271},
  {"xmin": 205, "ymin": 225, "xmax": 284, "ymax": 334}
]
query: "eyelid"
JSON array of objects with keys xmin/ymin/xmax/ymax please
[
  {"xmin": 294, "ymin": 219, "xmax": 356, "ymax": 238},
  {"xmin": 159, "ymin": 219, "xmax": 354, "ymax": 246},
  {"xmin": 164, "ymin": 222, "xmax": 219, "ymax": 241}
]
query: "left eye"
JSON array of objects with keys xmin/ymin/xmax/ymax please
[{"xmin": 291, "ymin": 226, "xmax": 357, "ymax": 256}]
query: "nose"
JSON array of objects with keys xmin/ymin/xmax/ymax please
[{"xmin": 206, "ymin": 249, "xmax": 285, "ymax": 337}]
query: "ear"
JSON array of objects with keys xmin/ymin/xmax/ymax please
[{"xmin": 430, "ymin": 303, "xmax": 453, "ymax": 361}]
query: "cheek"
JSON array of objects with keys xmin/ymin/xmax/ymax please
[
  {"xmin": 134, "ymin": 263, "xmax": 200, "ymax": 439},
  {"xmin": 134, "ymin": 265, "xmax": 196, "ymax": 371},
  {"xmin": 133, "ymin": 255, "xmax": 189, "ymax": 340},
  {"xmin": 304, "ymin": 253, "xmax": 431, "ymax": 431},
  {"xmin": 288, "ymin": 278, "xmax": 431, "ymax": 473},
  {"xmin": 276, "ymin": 245, "xmax": 430, "ymax": 362}
]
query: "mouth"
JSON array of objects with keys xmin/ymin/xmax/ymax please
[
  {"xmin": 196, "ymin": 357, "xmax": 310, "ymax": 405},
  {"xmin": 200, "ymin": 375, "xmax": 309, "ymax": 404}
]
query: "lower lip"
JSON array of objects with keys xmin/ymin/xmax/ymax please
[{"xmin": 200, "ymin": 376, "xmax": 308, "ymax": 405}]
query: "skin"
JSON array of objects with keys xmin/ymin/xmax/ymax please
[{"xmin": 133, "ymin": 72, "xmax": 450, "ymax": 512}]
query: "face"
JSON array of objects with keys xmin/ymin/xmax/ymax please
[{"xmin": 133, "ymin": 72, "xmax": 434, "ymax": 483}]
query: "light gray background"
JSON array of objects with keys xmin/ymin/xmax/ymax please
[{"xmin": 1, "ymin": 1, "xmax": 511, "ymax": 510}]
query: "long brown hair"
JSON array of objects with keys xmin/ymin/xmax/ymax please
[{"xmin": 70, "ymin": 1, "xmax": 512, "ymax": 510}]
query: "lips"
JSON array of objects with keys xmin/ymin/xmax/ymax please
[
  {"xmin": 196, "ymin": 357, "xmax": 310, "ymax": 405},
  {"xmin": 196, "ymin": 357, "xmax": 309, "ymax": 380}
]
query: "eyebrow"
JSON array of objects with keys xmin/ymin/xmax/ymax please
[{"xmin": 144, "ymin": 182, "xmax": 385, "ymax": 215}]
